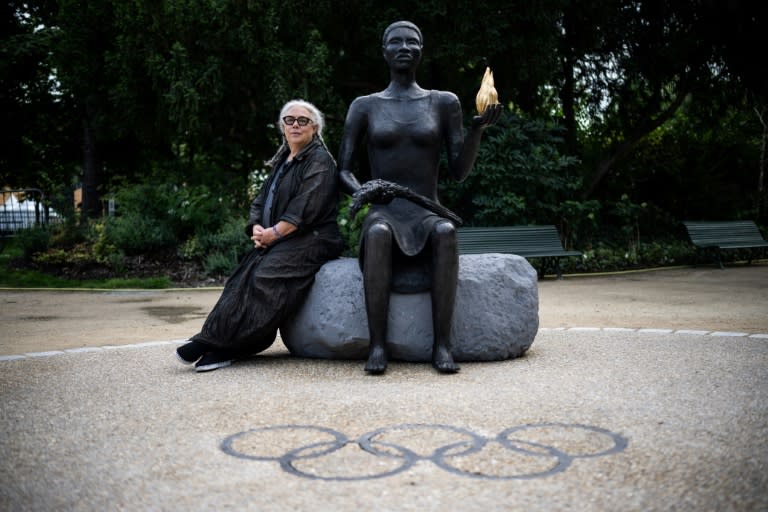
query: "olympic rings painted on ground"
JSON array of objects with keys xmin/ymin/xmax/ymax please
[{"xmin": 220, "ymin": 423, "xmax": 628, "ymax": 481}]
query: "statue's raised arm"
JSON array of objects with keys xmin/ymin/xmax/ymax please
[{"xmin": 442, "ymin": 92, "xmax": 502, "ymax": 182}]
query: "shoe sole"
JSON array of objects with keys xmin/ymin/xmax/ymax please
[
  {"xmin": 175, "ymin": 350, "xmax": 199, "ymax": 365},
  {"xmin": 195, "ymin": 359, "xmax": 233, "ymax": 372}
]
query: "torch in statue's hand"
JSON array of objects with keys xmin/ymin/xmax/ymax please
[{"xmin": 473, "ymin": 66, "xmax": 503, "ymax": 129}]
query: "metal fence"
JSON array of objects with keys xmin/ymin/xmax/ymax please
[{"xmin": 0, "ymin": 188, "xmax": 57, "ymax": 237}]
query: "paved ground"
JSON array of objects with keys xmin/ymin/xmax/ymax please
[{"xmin": 1, "ymin": 263, "xmax": 767, "ymax": 511}]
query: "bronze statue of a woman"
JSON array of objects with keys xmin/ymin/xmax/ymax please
[{"xmin": 338, "ymin": 20, "xmax": 501, "ymax": 374}]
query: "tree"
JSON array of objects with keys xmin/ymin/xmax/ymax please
[
  {"xmin": 1, "ymin": 1, "xmax": 79, "ymax": 202},
  {"xmin": 554, "ymin": 0, "xmax": 768, "ymax": 199},
  {"xmin": 5, "ymin": 0, "xmax": 766, "ymax": 235},
  {"xmin": 49, "ymin": 0, "xmax": 122, "ymax": 217}
]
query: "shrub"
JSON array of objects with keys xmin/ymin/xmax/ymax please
[
  {"xmin": 337, "ymin": 196, "xmax": 367, "ymax": 257},
  {"xmin": 439, "ymin": 110, "xmax": 581, "ymax": 227},
  {"xmin": 103, "ymin": 182, "xmax": 243, "ymax": 255},
  {"xmin": 14, "ymin": 226, "xmax": 51, "ymax": 259},
  {"xmin": 105, "ymin": 211, "xmax": 177, "ymax": 255},
  {"xmin": 203, "ymin": 252, "xmax": 237, "ymax": 277},
  {"xmin": 558, "ymin": 238, "xmax": 697, "ymax": 274},
  {"xmin": 182, "ymin": 216, "xmax": 251, "ymax": 276}
]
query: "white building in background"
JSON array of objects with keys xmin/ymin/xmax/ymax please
[{"xmin": 0, "ymin": 192, "xmax": 60, "ymax": 233}]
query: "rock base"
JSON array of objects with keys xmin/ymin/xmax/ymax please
[{"xmin": 280, "ymin": 254, "xmax": 539, "ymax": 362}]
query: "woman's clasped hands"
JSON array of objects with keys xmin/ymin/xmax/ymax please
[{"xmin": 251, "ymin": 225, "xmax": 274, "ymax": 248}]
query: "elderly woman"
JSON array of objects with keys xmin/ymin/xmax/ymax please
[
  {"xmin": 338, "ymin": 21, "xmax": 501, "ymax": 374},
  {"xmin": 176, "ymin": 99, "xmax": 343, "ymax": 372}
]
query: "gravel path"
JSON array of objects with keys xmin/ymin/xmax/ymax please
[{"xmin": 1, "ymin": 264, "xmax": 766, "ymax": 511}]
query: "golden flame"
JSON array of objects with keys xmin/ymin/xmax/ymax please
[{"xmin": 475, "ymin": 67, "xmax": 499, "ymax": 115}]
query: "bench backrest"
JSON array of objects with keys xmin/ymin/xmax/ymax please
[
  {"xmin": 457, "ymin": 225, "xmax": 569, "ymax": 256},
  {"xmin": 683, "ymin": 221, "xmax": 766, "ymax": 245}
]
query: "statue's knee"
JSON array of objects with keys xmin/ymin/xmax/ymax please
[
  {"xmin": 435, "ymin": 222, "xmax": 456, "ymax": 238},
  {"xmin": 366, "ymin": 222, "xmax": 392, "ymax": 244},
  {"xmin": 432, "ymin": 221, "xmax": 456, "ymax": 243}
]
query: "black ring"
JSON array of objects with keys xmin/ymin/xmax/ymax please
[
  {"xmin": 220, "ymin": 423, "xmax": 628, "ymax": 481},
  {"xmin": 221, "ymin": 425, "xmax": 347, "ymax": 462}
]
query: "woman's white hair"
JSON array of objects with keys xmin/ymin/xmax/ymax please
[
  {"xmin": 279, "ymin": 99, "xmax": 325, "ymax": 138},
  {"xmin": 267, "ymin": 98, "xmax": 334, "ymax": 167}
]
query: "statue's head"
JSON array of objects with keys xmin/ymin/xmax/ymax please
[
  {"xmin": 381, "ymin": 21, "xmax": 423, "ymax": 71},
  {"xmin": 381, "ymin": 21, "xmax": 423, "ymax": 47}
]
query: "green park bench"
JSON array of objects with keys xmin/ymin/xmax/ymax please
[
  {"xmin": 457, "ymin": 225, "xmax": 582, "ymax": 279},
  {"xmin": 683, "ymin": 220, "xmax": 768, "ymax": 269}
]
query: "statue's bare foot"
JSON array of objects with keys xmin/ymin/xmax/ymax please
[
  {"xmin": 432, "ymin": 345, "xmax": 459, "ymax": 374},
  {"xmin": 365, "ymin": 345, "xmax": 388, "ymax": 374}
]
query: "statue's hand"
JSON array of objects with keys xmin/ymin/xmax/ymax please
[{"xmin": 471, "ymin": 103, "xmax": 503, "ymax": 129}]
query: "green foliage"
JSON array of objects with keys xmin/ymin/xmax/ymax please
[
  {"xmin": 104, "ymin": 182, "xmax": 239, "ymax": 255},
  {"xmin": 181, "ymin": 216, "xmax": 252, "ymax": 276},
  {"xmin": 556, "ymin": 199, "xmax": 601, "ymax": 251},
  {"xmin": 31, "ymin": 248, "xmax": 88, "ymax": 266},
  {"xmin": 557, "ymin": 239, "xmax": 696, "ymax": 275},
  {"xmin": 7, "ymin": 221, "xmax": 129, "ymax": 278},
  {"xmin": 106, "ymin": 213, "xmax": 176, "ymax": 256},
  {"xmin": 14, "ymin": 226, "xmax": 52, "ymax": 259},
  {"xmin": 0, "ymin": 238, "xmax": 169, "ymax": 289},
  {"xmin": 0, "ymin": 267, "xmax": 171, "ymax": 289},
  {"xmin": 0, "ymin": 3, "xmax": 79, "ymax": 191},
  {"xmin": 89, "ymin": 221, "xmax": 120, "ymax": 264},
  {"xmin": 598, "ymin": 93, "xmax": 766, "ymax": 224},
  {"xmin": 202, "ymin": 252, "xmax": 237, "ymax": 277},
  {"xmin": 610, "ymin": 194, "xmax": 647, "ymax": 263},
  {"xmin": 4, "ymin": 0, "xmax": 768, "ymax": 275},
  {"xmin": 49, "ymin": 217, "xmax": 88, "ymax": 249},
  {"xmin": 440, "ymin": 110, "xmax": 580, "ymax": 227},
  {"xmin": 337, "ymin": 196, "xmax": 367, "ymax": 257}
]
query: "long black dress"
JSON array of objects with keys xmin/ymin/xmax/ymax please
[{"xmin": 189, "ymin": 136, "xmax": 343, "ymax": 354}]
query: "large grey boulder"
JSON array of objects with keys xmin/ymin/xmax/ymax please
[{"xmin": 280, "ymin": 254, "xmax": 539, "ymax": 362}]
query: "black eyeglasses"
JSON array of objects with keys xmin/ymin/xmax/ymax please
[{"xmin": 283, "ymin": 116, "xmax": 313, "ymax": 126}]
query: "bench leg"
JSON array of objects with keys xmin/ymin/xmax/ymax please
[
  {"xmin": 535, "ymin": 258, "xmax": 563, "ymax": 280},
  {"xmin": 713, "ymin": 247, "xmax": 724, "ymax": 270},
  {"xmin": 537, "ymin": 258, "xmax": 551, "ymax": 280}
]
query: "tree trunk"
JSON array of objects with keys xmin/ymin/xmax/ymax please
[
  {"xmin": 582, "ymin": 91, "xmax": 689, "ymax": 199},
  {"xmin": 558, "ymin": 6, "xmax": 578, "ymax": 156},
  {"xmin": 755, "ymin": 105, "xmax": 767, "ymax": 223},
  {"xmin": 81, "ymin": 121, "xmax": 101, "ymax": 218}
]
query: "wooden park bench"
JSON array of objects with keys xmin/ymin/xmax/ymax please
[
  {"xmin": 683, "ymin": 220, "xmax": 768, "ymax": 269},
  {"xmin": 457, "ymin": 225, "xmax": 582, "ymax": 279}
]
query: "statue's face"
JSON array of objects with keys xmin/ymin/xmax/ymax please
[{"xmin": 382, "ymin": 27, "xmax": 422, "ymax": 71}]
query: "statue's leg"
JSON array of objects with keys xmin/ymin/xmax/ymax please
[
  {"xmin": 430, "ymin": 221, "xmax": 460, "ymax": 373},
  {"xmin": 363, "ymin": 222, "xmax": 392, "ymax": 374}
]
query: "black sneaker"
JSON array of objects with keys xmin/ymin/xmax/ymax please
[
  {"xmin": 195, "ymin": 351, "xmax": 234, "ymax": 372},
  {"xmin": 176, "ymin": 341, "xmax": 208, "ymax": 365}
]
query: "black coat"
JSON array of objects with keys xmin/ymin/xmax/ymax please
[{"xmin": 191, "ymin": 137, "xmax": 343, "ymax": 352}]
